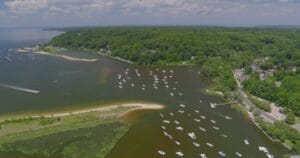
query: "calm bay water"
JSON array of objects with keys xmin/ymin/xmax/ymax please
[{"xmin": 0, "ymin": 28, "xmax": 288, "ymax": 158}]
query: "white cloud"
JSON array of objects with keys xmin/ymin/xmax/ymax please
[
  {"xmin": 1, "ymin": 0, "xmax": 300, "ymax": 26},
  {"xmin": 4, "ymin": 0, "xmax": 48, "ymax": 14}
]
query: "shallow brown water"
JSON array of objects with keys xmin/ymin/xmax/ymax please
[{"xmin": 0, "ymin": 28, "xmax": 288, "ymax": 158}]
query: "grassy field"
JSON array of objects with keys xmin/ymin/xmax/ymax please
[
  {"xmin": 0, "ymin": 122, "xmax": 128, "ymax": 158},
  {"xmin": 0, "ymin": 106, "xmax": 134, "ymax": 158}
]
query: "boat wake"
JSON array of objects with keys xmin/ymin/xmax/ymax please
[{"xmin": 0, "ymin": 83, "xmax": 40, "ymax": 94}]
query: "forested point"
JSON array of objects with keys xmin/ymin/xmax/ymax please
[{"xmin": 48, "ymin": 27, "xmax": 300, "ymax": 115}]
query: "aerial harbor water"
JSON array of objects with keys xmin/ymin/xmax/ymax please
[{"xmin": 0, "ymin": 28, "xmax": 288, "ymax": 158}]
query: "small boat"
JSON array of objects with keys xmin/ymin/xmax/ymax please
[
  {"xmin": 199, "ymin": 127, "xmax": 206, "ymax": 132},
  {"xmin": 225, "ymin": 116, "xmax": 232, "ymax": 120},
  {"xmin": 178, "ymin": 92, "xmax": 183, "ymax": 96},
  {"xmin": 178, "ymin": 110, "xmax": 185, "ymax": 114},
  {"xmin": 179, "ymin": 104, "xmax": 186, "ymax": 108},
  {"xmin": 194, "ymin": 119, "xmax": 201, "ymax": 122},
  {"xmin": 199, "ymin": 100, "xmax": 202, "ymax": 103},
  {"xmin": 168, "ymin": 134, "xmax": 173, "ymax": 140},
  {"xmin": 158, "ymin": 150, "xmax": 166, "ymax": 156},
  {"xmin": 210, "ymin": 102, "xmax": 216, "ymax": 108},
  {"xmin": 175, "ymin": 141, "xmax": 181, "ymax": 145},
  {"xmin": 221, "ymin": 134, "xmax": 228, "ymax": 138},
  {"xmin": 206, "ymin": 142, "xmax": 214, "ymax": 147},
  {"xmin": 170, "ymin": 112, "xmax": 174, "ymax": 116},
  {"xmin": 188, "ymin": 132, "xmax": 197, "ymax": 139},
  {"xmin": 175, "ymin": 151, "xmax": 184, "ymax": 157},
  {"xmin": 174, "ymin": 120, "xmax": 180, "ymax": 124},
  {"xmin": 210, "ymin": 120, "xmax": 216, "ymax": 124},
  {"xmin": 141, "ymin": 87, "xmax": 145, "ymax": 90},
  {"xmin": 192, "ymin": 142, "xmax": 200, "ymax": 147},
  {"xmin": 163, "ymin": 131, "xmax": 168, "ymax": 136},
  {"xmin": 170, "ymin": 93, "xmax": 174, "ymax": 96},
  {"xmin": 161, "ymin": 126, "xmax": 166, "ymax": 130},
  {"xmin": 176, "ymin": 127, "xmax": 184, "ymax": 131},
  {"xmin": 218, "ymin": 151, "xmax": 226, "ymax": 157},
  {"xmin": 244, "ymin": 139, "xmax": 249, "ymax": 145},
  {"xmin": 200, "ymin": 115, "xmax": 206, "ymax": 119},
  {"xmin": 212, "ymin": 126, "xmax": 220, "ymax": 130},
  {"xmin": 163, "ymin": 120, "xmax": 170, "ymax": 124},
  {"xmin": 235, "ymin": 152, "xmax": 242, "ymax": 157},
  {"xmin": 118, "ymin": 85, "xmax": 123, "ymax": 89},
  {"xmin": 266, "ymin": 154, "xmax": 274, "ymax": 158},
  {"xmin": 194, "ymin": 110, "xmax": 199, "ymax": 113},
  {"xmin": 200, "ymin": 153, "xmax": 207, "ymax": 158},
  {"xmin": 258, "ymin": 146, "xmax": 268, "ymax": 153},
  {"xmin": 160, "ymin": 113, "xmax": 164, "ymax": 118}
]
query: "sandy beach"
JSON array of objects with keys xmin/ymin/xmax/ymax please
[
  {"xmin": 0, "ymin": 103, "xmax": 165, "ymax": 123},
  {"xmin": 34, "ymin": 51, "xmax": 98, "ymax": 62}
]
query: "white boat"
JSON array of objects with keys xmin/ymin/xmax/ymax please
[
  {"xmin": 176, "ymin": 127, "xmax": 184, "ymax": 131},
  {"xmin": 266, "ymin": 154, "xmax": 274, "ymax": 158},
  {"xmin": 118, "ymin": 85, "xmax": 123, "ymax": 89},
  {"xmin": 225, "ymin": 116, "xmax": 232, "ymax": 120},
  {"xmin": 141, "ymin": 87, "xmax": 145, "ymax": 90},
  {"xmin": 200, "ymin": 115, "xmax": 206, "ymax": 119},
  {"xmin": 192, "ymin": 142, "xmax": 200, "ymax": 147},
  {"xmin": 163, "ymin": 131, "xmax": 168, "ymax": 136},
  {"xmin": 199, "ymin": 127, "xmax": 206, "ymax": 132},
  {"xmin": 170, "ymin": 112, "xmax": 174, "ymax": 116},
  {"xmin": 158, "ymin": 150, "xmax": 166, "ymax": 156},
  {"xmin": 163, "ymin": 120, "xmax": 170, "ymax": 124},
  {"xmin": 235, "ymin": 152, "xmax": 242, "ymax": 157},
  {"xmin": 200, "ymin": 153, "xmax": 207, "ymax": 158},
  {"xmin": 170, "ymin": 93, "xmax": 174, "ymax": 96},
  {"xmin": 194, "ymin": 119, "xmax": 201, "ymax": 122},
  {"xmin": 175, "ymin": 141, "xmax": 181, "ymax": 145},
  {"xmin": 168, "ymin": 134, "xmax": 173, "ymax": 140},
  {"xmin": 244, "ymin": 139, "xmax": 249, "ymax": 145},
  {"xmin": 178, "ymin": 92, "xmax": 183, "ymax": 96},
  {"xmin": 206, "ymin": 142, "xmax": 214, "ymax": 147},
  {"xmin": 160, "ymin": 113, "xmax": 164, "ymax": 118},
  {"xmin": 210, "ymin": 102, "xmax": 216, "ymax": 108},
  {"xmin": 199, "ymin": 100, "xmax": 203, "ymax": 103},
  {"xmin": 178, "ymin": 110, "xmax": 185, "ymax": 114},
  {"xmin": 210, "ymin": 120, "xmax": 216, "ymax": 124},
  {"xmin": 221, "ymin": 134, "xmax": 228, "ymax": 138},
  {"xmin": 131, "ymin": 83, "xmax": 135, "ymax": 87},
  {"xmin": 161, "ymin": 126, "xmax": 166, "ymax": 130},
  {"xmin": 194, "ymin": 110, "xmax": 199, "ymax": 113},
  {"xmin": 258, "ymin": 146, "xmax": 268, "ymax": 153},
  {"xmin": 218, "ymin": 151, "xmax": 226, "ymax": 157},
  {"xmin": 188, "ymin": 132, "xmax": 197, "ymax": 139},
  {"xmin": 212, "ymin": 126, "xmax": 220, "ymax": 130},
  {"xmin": 174, "ymin": 120, "xmax": 180, "ymax": 124},
  {"xmin": 179, "ymin": 104, "xmax": 186, "ymax": 108},
  {"xmin": 175, "ymin": 151, "xmax": 184, "ymax": 157}
]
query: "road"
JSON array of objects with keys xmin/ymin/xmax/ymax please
[{"xmin": 233, "ymin": 70, "xmax": 278, "ymax": 123}]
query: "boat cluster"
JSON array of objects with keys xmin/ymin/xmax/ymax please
[
  {"xmin": 116, "ymin": 68, "xmax": 182, "ymax": 97},
  {"xmin": 158, "ymin": 103, "xmax": 274, "ymax": 157},
  {"xmin": 115, "ymin": 67, "xmax": 274, "ymax": 158}
]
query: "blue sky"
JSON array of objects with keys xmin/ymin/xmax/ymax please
[{"xmin": 0, "ymin": 0, "xmax": 299, "ymax": 27}]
